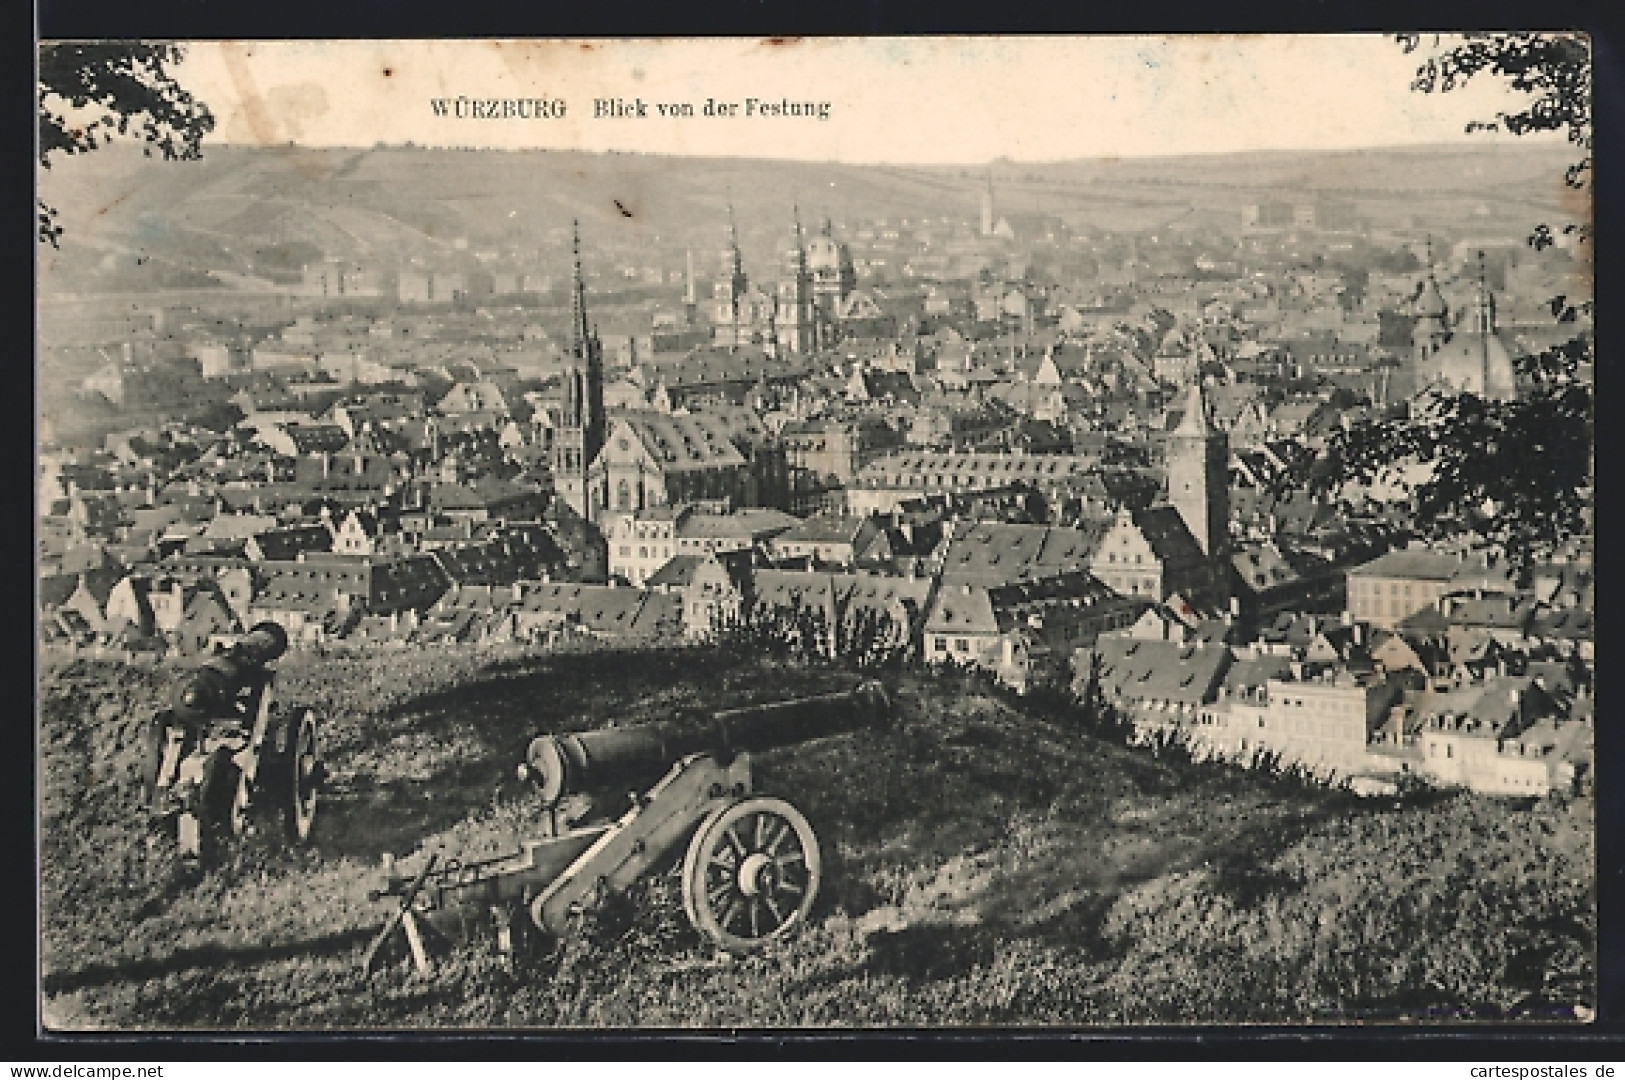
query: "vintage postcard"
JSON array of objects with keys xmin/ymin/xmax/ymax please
[{"xmin": 36, "ymin": 35, "xmax": 1594, "ymax": 1031}]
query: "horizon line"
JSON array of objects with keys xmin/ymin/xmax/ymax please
[{"xmin": 132, "ymin": 135, "xmax": 1575, "ymax": 170}]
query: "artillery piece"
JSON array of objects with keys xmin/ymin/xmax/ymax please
[
  {"xmin": 140, "ymin": 622, "xmax": 325, "ymax": 863},
  {"xmin": 363, "ymin": 681, "xmax": 890, "ymax": 973}
]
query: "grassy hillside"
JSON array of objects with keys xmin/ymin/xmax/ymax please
[{"xmin": 38, "ymin": 644, "xmax": 1593, "ymax": 1030}]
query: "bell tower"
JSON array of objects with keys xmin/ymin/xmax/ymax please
[
  {"xmin": 1412, "ymin": 236, "xmax": 1450, "ymax": 363},
  {"xmin": 776, "ymin": 206, "xmax": 818, "ymax": 355},
  {"xmin": 1166, "ymin": 383, "xmax": 1229, "ymax": 560}
]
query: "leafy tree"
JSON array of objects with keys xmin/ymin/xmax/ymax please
[
  {"xmin": 1302, "ymin": 34, "xmax": 1593, "ymax": 571},
  {"xmin": 1398, "ymin": 33, "xmax": 1591, "ymax": 251},
  {"xmin": 37, "ymin": 42, "xmax": 215, "ymax": 247}
]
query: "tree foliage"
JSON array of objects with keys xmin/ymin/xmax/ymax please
[
  {"xmin": 715, "ymin": 599, "xmax": 911, "ymax": 671},
  {"xmin": 1397, "ymin": 33, "xmax": 1592, "ymax": 249},
  {"xmin": 1310, "ymin": 345, "xmax": 1593, "ymax": 566},
  {"xmin": 37, "ymin": 41, "xmax": 215, "ymax": 247},
  {"xmin": 1305, "ymin": 35, "xmax": 1593, "ymax": 572}
]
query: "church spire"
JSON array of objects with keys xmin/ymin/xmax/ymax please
[
  {"xmin": 725, "ymin": 203, "xmax": 746, "ymax": 350},
  {"xmin": 1171, "ymin": 381, "xmax": 1210, "ymax": 439},
  {"xmin": 570, "ymin": 219, "xmax": 593, "ymax": 355},
  {"xmin": 726, "ymin": 202, "xmax": 746, "ymax": 281},
  {"xmin": 1471, "ymin": 249, "xmax": 1497, "ymax": 335},
  {"xmin": 792, "ymin": 203, "xmax": 808, "ymax": 274},
  {"xmin": 1415, "ymin": 233, "xmax": 1448, "ymax": 322},
  {"xmin": 556, "ymin": 221, "xmax": 605, "ymax": 521}
]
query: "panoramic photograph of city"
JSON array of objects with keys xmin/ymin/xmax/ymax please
[{"xmin": 36, "ymin": 34, "xmax": 1594, "ymax": 1030}]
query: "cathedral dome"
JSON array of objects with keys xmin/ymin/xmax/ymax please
[{"xmin": 1424, "ymin": 330, "xmax": 1518, "ymax": 402}]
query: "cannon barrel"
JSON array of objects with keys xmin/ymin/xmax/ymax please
[
  {"xmin": 170, "ymin": 621, "xmax": 289, "ymax": 721},
  {"xmin": 524, "ymin": 681, "xmax": 890, "ymax": 805}
]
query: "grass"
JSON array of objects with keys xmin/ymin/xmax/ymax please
[{"xmin": 37, "ymin": 644, "xmax": 1595, "ymax": 1030}]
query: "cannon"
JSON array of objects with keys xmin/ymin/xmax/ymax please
[
  {"xmin": 362, "ymin": 681, "xmax": 890, "ymax": 973},
  {"xmin": 140, "ymin": 622, "xmax": 325, "ymax": 863}
]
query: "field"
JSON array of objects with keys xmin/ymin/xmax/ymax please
[{"xmin": 38, "ymin": 643, "xmax": 1595, "ymax": 1030}]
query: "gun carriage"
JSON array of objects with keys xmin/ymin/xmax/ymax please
[
  {"xmin": 363, "ymin": 681, "xmax": 890, "ymax": 973},
  {"xmin": 140, "ymin": 622, "xmax": 325, "ymax": 862}
]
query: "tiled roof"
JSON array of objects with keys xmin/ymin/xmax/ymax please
[
  {"xmin": 854, "ymin": 451, "xmax": 1097, "ymax": 492},
  {"xmin": 204, "ymin": 513, "xmax": 280, "ymax": 540},
  {"xmin": 39, "ymin": 573, "xmax": 80, "ymax": 609},
  {"xmin": 677, "ymin": 508, "xmax": 801, "ymax": 540},
  {"xmin": 752, "ymin": 571, "xmax": 838, "ymax": 620},
  {"xmin": 1438, "ymin": 591, "xmax": 1537, "ymax": 631},
  {"xmin": 645, "ymin": 554, "xmax": 706, "ymax": 589},
  {"xmin": 1348, "ymin": 548, "xmax": 1466, "ymax": 582},
  {"xmin": 773, "ymin": 515, "xmax": 872, "ymax": 546},
  {"xmin": 622, "ymin": 413, "xmax": 749, "ymax": 473},
  {"xmin": 285, "ymin": 425, "xmax": 352, "ymax": 453},
  {"xmin": 645, "ymin": 349, "xmax": 814, "ymax": 389},
  {"xmin": 1084, "ymin": 636, "xmax": 1233, "ymax": 706},
  {"xmin": 982, "ymin": 571, "xmax": 1121, "ymax": 634},
  {"xmin": 1132, "ymin": 506, "xmax": 1207, "ymax": 570},
  {"xmin": 515, "ymin": 584, "xmax": 679, "ymax": 639},
  {"xmin": 251, "ymin": 525, "xmax": 333, "ymax": 561},
  {"xmin": 937, "ymin": 521, "xmax": 1107, "ymax": 589},
  {"xmin": 1231, "ymin": 543, "xmax": 1301, "ymax": 592},
  {"xmin": 1224, "ymin": 653, "xmax": 1295, "ymax": 693},
  {"xmin": 432, "ymin": 539, "xmax": 545, "ymax": 586},
  {"xmin": 1531, "ymin": 607, "xmax": 1593, "ymax": 640}
]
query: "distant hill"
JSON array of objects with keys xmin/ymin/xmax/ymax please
[{"xmin": 38, "ymin": 141, "xmax": 1582, "ymax": 296}]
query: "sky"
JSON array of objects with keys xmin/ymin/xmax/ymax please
[{"xmin": 159, "ymin": 35, "xmax": 1570, "ymax": 165}]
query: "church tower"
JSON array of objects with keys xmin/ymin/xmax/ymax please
[
  {"xmin": 711, "ymin": 204, "xmax": 751, "ymax": 349},
  {"xmin": 776, "ymin": 206, "xmax": 818, "ymax": 355},
  {"xmin": 1166, "ymin": 382, "xmax": 1229, "ymax": 560},
  {"xmin": 554, "ymin": 221, "xmax": 605, "ymax": 521},
  {"xmin": 806, "ymin": 216, "xmax": 856, "ymax": 344},
  {"xmin": 1411, "ymin": 238, "xmax": 1450, "ymax": 363}
]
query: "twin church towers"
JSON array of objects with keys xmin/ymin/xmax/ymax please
[{"xmin": 703, "ymin": 206, "xmax": 857, "ymax": 354}]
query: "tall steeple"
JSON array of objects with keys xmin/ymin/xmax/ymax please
[
  {"xmin": 791, "ymin": 203, "xmax": 808, "ymax": 276},
  {"xmin": 720, "ymin": 203, "xmax": 750, "ymax": 350},
  {"xmin": 570, "ymin": 220, "xmax": 593, "ymax": 355},
  {"xmin": 775, "ymin": 204, "xmax": 817, "ymax": 355},
  {"xmin": 726, "ymin": 203, "xmax": 746, "ymax": 285},
  {"xmin": 555, "ymin": 220, "xmax": 606, "ymax": 521},
  {"xmin": 1468, "ymin": 249, "xmax": 1498, "ymax": 335}
]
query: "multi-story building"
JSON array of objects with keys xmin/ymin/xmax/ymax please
[
  {"xmin": 606, "ymin": 505, "xmax": 687, "ymax": 587},
  {"xmin": 1346, "ymin": 547, "xmax": 1515, "ymax": 630},
  {"xmin": 846, "ymin": 450, "xmax": 1100, "ymax": 517},
  {"xmin": 925, "ymin": 571, "xmax": 1145, "ymax": 691}
]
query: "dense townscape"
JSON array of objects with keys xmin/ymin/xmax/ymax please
[{"xmin": 39, "ymin": 145, "xmax": 1593, "ymax": 803}]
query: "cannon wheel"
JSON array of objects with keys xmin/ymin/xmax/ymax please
[
  {"xmin": 200, "ymin": 748, "xmax": 249, "ymax": 845},
  {"xmin": 681, "ymin": 796, "xmax": 821, "ymax": 953},
  {"xmin": 283, "ymin": 709, "xmax": 321, "ymax": 843}
]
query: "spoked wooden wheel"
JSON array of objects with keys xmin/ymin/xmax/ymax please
[
  {"xmin": 681, "ymin": 796, "xmax": 821, "ymax": 953},
  {"xmin": 284, "ymin": 710, "xmax": 321, "ymax": 843}
]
